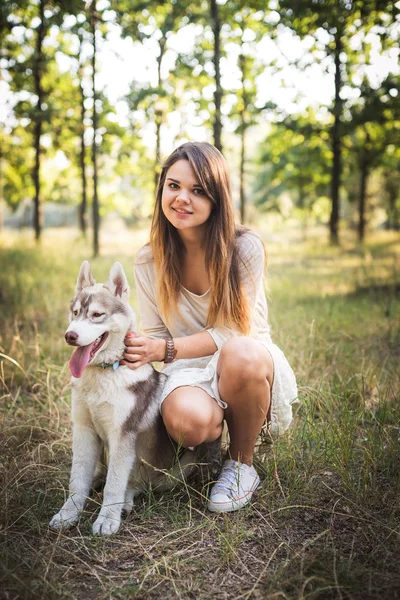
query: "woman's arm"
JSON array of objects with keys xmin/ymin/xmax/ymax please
[{"xmin": 122, "ymin": 330, "xmax": 217, "ymax": 368}]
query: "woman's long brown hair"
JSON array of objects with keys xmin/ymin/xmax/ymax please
[{"xmin": 150, "ymin": 141, "xmax": 256, "ymax": 335}]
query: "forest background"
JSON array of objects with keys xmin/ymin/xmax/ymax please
[
  {"xmin": 1, "ymin": 1, "xmax": 400, "ymax": 599},
  {"xmin": 1, "ymin": 0, "xmax": 399, "ymax": 248}
]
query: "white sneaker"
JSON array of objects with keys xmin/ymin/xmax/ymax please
[{"xmin": 207, "ymin": 459, "xmax": 261, "ymax": 513}]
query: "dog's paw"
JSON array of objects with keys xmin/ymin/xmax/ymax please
[
  {"xmin": 92, "ymin": 514, "xmax": 121, "ymax": 536},
  {"xmin": 49, "ymin": 510, "xmax": 79, "ymax": 531}
]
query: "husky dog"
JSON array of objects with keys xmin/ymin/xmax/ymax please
[{"xmin": 49, "ymin": 261, "xmax": 197, "ymax": 536}]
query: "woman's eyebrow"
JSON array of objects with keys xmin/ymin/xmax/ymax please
[{"xmin": 167, "ymin": 177, "xmax": 202, "ymax": 188}]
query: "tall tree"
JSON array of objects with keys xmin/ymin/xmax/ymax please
[
  {"xmin": 77, "ymin": 32, "xmax": 88, "ymax": 237},
  {"xmin": 3, "ymin": 0, "xmax": 82, "ymax": 239},
  {"xmin": 210, "ymin": 0, "xmax": 222, "ymax": 151},
  {"xmin": 116, "ymin": 0, "xmax": 188, "ymax": 191},
  {"xmin": 349, "ymin": 75, "xmax": 400, "ymax": 241},
  {"xmin": 383, "ymin": 157, "xmax": 400, "ymax": 231},
  {"xmin": 255, "ymin": 114, "xmax": 331, "ymax": 228},
  {"xmin": 32, "ymin": 0, "xmax": 46, "ymax": 241},
  {"xmin": 278, "ymin": 0, "xmax": 398, "ymax": 244},
  {"xmin": 90, "ymin": 0, "xmax": 99, "ymax": 256},
  {"xmin": 0, "ymin": 0, "xmax": 29, "ymax": 232},
  {"xmin": 1, "ymin": 2, "xmax": 35, "ymax": 222},
  {"xmin": 68, "ymin": 23, "xmax": 90, "ymax": 237},
  {"xmin": 173, "ymin": 1, "xmax": 237, "ymax": 152},
  {"xmin": 226, "ymin": 5, "xmax": 266, "ymax": 222},
  {"xmin": 55, "ymin": 10, "xmax": 97, "ymax": 236}
]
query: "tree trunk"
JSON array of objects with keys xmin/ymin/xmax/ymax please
[
  {"xmin": 0, "ymin": 53, "xmax": 4, "ymax": 232},
  {"xmin": 0, "ymin": 138, "xmax": 3, "ymax": 232},
  {"xmin": 78, "ymin": 38, "xmax": 88, "ymax": 237},
  {"xmin": 298, "ymin": 181, "xmax": 308, "ymax": 241},
  {"xmin": 79, "ymin": 78, "xmax": 88, "ymax": 236},
  {"xmin": 329, "ymin": 32, "xmax": 342, "ymax": 245},
  {"xmin": 33, "ymin": 0, "xmax": 45, "ymax": 242},
  {"xmin": 389, "ymin": 196, "xmax": 400, "ymax": 231},
  {"xmin": 358, "ymin": 149, "xmax": 368, "ymax": 242},
  {"xmin": 238, "ymin": 52, "xmax": 247, "ymax": 224},
  {"xmin": 385, "ymin": 175, "xmax": 399, "ymax": 230},
  {"xmin": 155, "ymin": 119, "xmax": 161, "ymax": 191},
  {"xmin": 91, "ymin": 0, "xmax": 99, "ymax": 257},
  {"xmin": 210, "ymin": 0, "xmax": 222, "ymax": 152},
  {"xmin": 239, "ymin": 126, "xmax": 246, "ymax": 224},
  {"xmin": 394, "ymin": 206, "xmax": 400, "ymax": 231},
  {"xmin": 154, "ymin": 39, "xmax": 166, "ymax": 193}
]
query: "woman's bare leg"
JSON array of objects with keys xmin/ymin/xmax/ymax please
[
  {"xmin": 217, "ymin": 338, "xmax": 274, "ymax": 466},
  {"xmin": 162, "ymin": 387, "xmax": 224, "ymax": 448}
]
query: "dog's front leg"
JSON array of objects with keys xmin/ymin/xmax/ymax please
[
  {"xmin": 50, "ymin": 423, "xmax": 101, "ymax": 530},
  {"xmin": 92, "ymin": 436, "xmax": 135, "ymax": 536}
]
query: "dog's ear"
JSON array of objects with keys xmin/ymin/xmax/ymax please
[
  {"xmin": 75, "ymin": 261, "xmax": 96, "ymax": 295},
  {"xmin": 105, "ymin": 262, "xmax": 130, "ymax": 299}
]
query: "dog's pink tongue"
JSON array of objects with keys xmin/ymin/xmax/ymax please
[{"xmin": 70, "ymin": 343, "xmax": 96, "ymax": 378}]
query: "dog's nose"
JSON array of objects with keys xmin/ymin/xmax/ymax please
[{"xmin": 65, "ymin": 331, "xmax": 79, "ymax": 345}]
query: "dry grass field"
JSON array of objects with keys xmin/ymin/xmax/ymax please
[{"xmin": 1, "ymin": 224, "xmax": 399, "ymax": 599}]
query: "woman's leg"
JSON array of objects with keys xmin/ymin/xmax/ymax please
[
  {"xmin": 162, "ymin": 386, "xmax": 224, "ymax": 448},
  {"xmin": 206, "ymin": 338, "xmax": 274, "ymax": 513},
  {"xmin": 217, "ymin": 337, "xmax": 274, "ymax": 466}
]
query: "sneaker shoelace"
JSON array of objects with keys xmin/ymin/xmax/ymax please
[{"xmin": 213, "ymin": 463, "xmax": 245, "ymax": 497}]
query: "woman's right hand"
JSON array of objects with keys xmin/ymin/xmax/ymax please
[{"xmin": 121, "ymin": 332, "xmax": 165, "ymax": 369}]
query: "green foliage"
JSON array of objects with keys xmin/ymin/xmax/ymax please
[
  {"xmin": 349, "ymin": 74, "xmax": 400, "ymax": 170},
  {"xmin": 1, "ymin": 126, "xmax": 34, "ymax": 209},
  {"xmin": 0, "ymin": 0, "xmax": 398, "ymax": 237},
  {"xmin": 276, "ymin": 0, "xmax": 399, "ymax": 238},
  {"xmin": 116, "ymin": 0, "xmax": 189, "ymax": 166},
  {"xmin": 256, "ymin": 113, "xmax": 331, "ymax": 215},
  {"xmin": 225, "ymin": 4, "xmax": 266, "ymax": 132},
  {"xmin": 1, "ymin": 0, "xmax": 84, "ymax": 212}
]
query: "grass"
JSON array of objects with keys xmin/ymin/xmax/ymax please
[{"xmin": 1, "ymin": 224, "xmax": 400, "ymax": 599}]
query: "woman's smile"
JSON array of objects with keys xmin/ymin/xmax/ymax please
[{"xmin": 172, "ymin": 206, "xmax": 193, "ymax": 216}]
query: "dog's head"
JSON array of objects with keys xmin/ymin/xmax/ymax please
[{"xmin": 66, "ymin": 261, "xmax": 135, "ymax": 378}]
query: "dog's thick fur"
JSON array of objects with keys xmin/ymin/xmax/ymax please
[{"xmin": 49, "ymin": 261, "xmax": 203, "ymax": 536}]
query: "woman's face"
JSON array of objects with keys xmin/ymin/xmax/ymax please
[{"xmin": 161, "ymin": 159, "xmax": 213, "ymax": 235}]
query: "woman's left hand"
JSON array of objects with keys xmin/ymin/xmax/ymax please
[{"xmin": 121, "ymin": 332, "xmax": 165, "ymax": 369}]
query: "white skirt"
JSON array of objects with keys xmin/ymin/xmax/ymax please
[{"xmin": 160, "ymin": 341, "xmax": 298, "ymax": 439}]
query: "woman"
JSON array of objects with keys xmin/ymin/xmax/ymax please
[{"xmin": 121, "ymin": 141, "xmax": 297, "ymax": 513}]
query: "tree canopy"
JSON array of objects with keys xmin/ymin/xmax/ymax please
[{"xmin": 1, "ymin": 0, "xmax": 399, "ymax": 248}]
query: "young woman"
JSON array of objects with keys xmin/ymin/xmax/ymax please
[{"xmin": 121, "ymin": 142, "xmax": 297, "ymax": 513}]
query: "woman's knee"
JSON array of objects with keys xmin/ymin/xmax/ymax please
[
  {"xmin": 218, "ymin": 338, "xmax": 273, "ymax": 387},
  {"xmin": 162, "ymin": 393, "xmax": 221, "ymax": 446}
]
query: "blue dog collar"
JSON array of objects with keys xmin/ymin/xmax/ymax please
[{"xmin": 97, "ymin": 360, "xmax": 120, "ymax": 371}]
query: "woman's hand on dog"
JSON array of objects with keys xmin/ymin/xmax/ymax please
[{"xmin": 121, "ymin": 332, "xmax": 165, "ymax": 369}]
